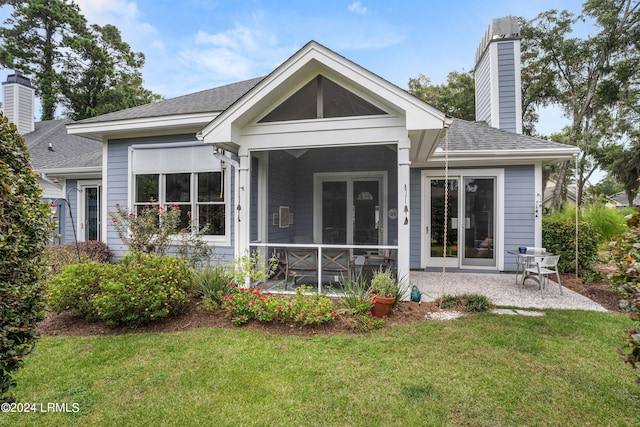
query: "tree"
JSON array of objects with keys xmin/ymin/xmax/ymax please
[
  {"xmin": 0, "ymin": 0, "xmax": 88, "ymax": 120},
  {"xmin": 520, "ymin": 1, "xmax": 640, "ymax": 210},
  {"xmin": 0, "ymin": 113, "xmax": 53, "ymax": 402},
  {"xmin": 0, "ymin": 0, "xmax": 161, "ymax": 120},
  {"xmin": 60, "ymin": 24, "xmax": 162, "ymax": 120},
  {"xmin": 598, "ymin": 141, "xmax": 640, "ymax": 206},
  {"xmin": 408, "ymin": 70, "xmax": 475, "ymax": 121}
]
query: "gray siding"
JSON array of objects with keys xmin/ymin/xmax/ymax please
[
  {"xmin": 105, "ymin": 135, "xmax": 234, "ymax": 263},
  {"xmin": 503, "ymin": 165, "xmax": 535, "ymax": 270},
  {"xmin": 409, "ymin": 168, "xmax": 422, "ymax": 268},
  {"xmin": 62, "ymin": 180, "xmax": 78, "ymax": 244},
  {"xmin": 475, "ymin": 51, "xmax": 492, "ymax": 125},
  {"xmin": 497, "ymin": 42, "xmax": 517, "ymax": 133},
  {"xmin": 267, "ymin": 151, "xmax": 297, "ymax": 242}
]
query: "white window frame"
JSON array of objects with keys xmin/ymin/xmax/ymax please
[{"xmin": 128, "ymin": 144, "xmax": 231, "ymax": 246}]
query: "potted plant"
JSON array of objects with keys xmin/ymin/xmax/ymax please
[{"xmin": 369, "ymin": 268, "xmax": 397, "ymax": 318}]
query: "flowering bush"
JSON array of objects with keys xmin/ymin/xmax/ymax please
[
  {"xmin": 605, "ymin": 210, "xmax": 640, "ymax": 382},
  {"xmin": 109, "ymin": 204, "xmax": 211, "ymax": 267},
  {"xmin": 48, "ymin": 253, "xmax": 192, "ymax": 327},
  {"xmin": 222, "ymin": 286, "xmax": 336, "ymax": 326}
]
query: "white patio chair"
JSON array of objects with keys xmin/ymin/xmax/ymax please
[
  {"xmin": 514, "ymin": 247, "xmax": 545, "ymax": 285},
  {"xmin": 525, "ymin": 255, "xmax": 562, "ymax": 298}
]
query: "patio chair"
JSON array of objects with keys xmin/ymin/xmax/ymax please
[
  {"xmin": 321, "ymin": 249, "xmax": 354, "ymax": 281},
  {"xmin": 285, "ymin": 248, "xmax": 318, "ymax": 289},
  {"xmin": 525, "ymin": 255, "xmax": 562, "ymax": 298},
  {"xmin": 514, "ymin": 246, "xmax": 545, "ymax": 285}
]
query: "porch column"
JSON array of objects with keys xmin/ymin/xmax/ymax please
[
  {"xmin": 397, "ymin": 137, "xmax": 411, "ymax": 298},
  {"xmin": 236, "ymin": 150, "xmax": 251, "ymax": 258}
]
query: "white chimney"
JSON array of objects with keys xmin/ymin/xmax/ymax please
[
  {"xmin": 474, "ymin": 16, "xmax": 522, "ymax": 134},
  {"xmin": 2, "ymin": 71, "xmax": 35, "ymax": 135}
]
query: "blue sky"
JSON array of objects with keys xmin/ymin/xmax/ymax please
[{"xmin": 1, "ymin": 0, "xmax": 588, "ymax": 134}]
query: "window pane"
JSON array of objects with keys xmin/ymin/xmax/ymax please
[
  {"xmin": 198, "ymin": 172, "xmax": 223, "ymax": 202},
  {"xmin": 166, "ymin": 173, "xmax": 190, "ymax": 203},
  {"xmin": 166, "ymin": 205, "xmax": 191, "ymax": 232},
  {"xmin": 199, "ymin": 205, "xmax": 225, "ymax": 235},
  {"xmin": 136, "ymin": 174, "xmax": 159, "ymax": 203},
  {"xmin": 322, "ymin": 181, "xmax": 347, "ymax": 244}
]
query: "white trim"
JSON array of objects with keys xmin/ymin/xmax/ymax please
[
  {"xmin": 67, "ymin": 112, "xmax": 218, "ymax": 141},
  {"xmin": 101, "ymin": 140, "xmax": 108, "ymax": 244},
  {"xmin": 421, "ymin": 168, "xmax": 505, "ymax": 270},
  {"xmin": 77, "ymin": 180, "xmax": 102, "ymax": 242}
]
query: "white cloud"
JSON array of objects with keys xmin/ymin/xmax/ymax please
[
  {"xmin": 73, "ymin": 0, "xmax": 160, "ymax": 46},
  {"xmin": 181, "ymin": 25, "xmax": 290, "ymax": 81},
  {"xmin": 348, "ymin": 2, "xmax": 367, "ymax": 15}
]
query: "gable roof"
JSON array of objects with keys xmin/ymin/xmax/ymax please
[
  {"xmin": 198, "ymin": 41, "xmax": 450, "ymax": 159},
  {"xmin": 25, "ymin": 119, "xmax": 101, "ymax": 173}
]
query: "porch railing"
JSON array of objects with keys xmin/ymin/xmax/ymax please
[{"xmin": 249, "ymin": 242, "xmax": 398, "ymax": 294}]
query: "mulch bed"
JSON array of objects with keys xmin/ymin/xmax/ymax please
[{"xmin": 37, "ymin": 273, "xmax": 623, "ymax": 338}]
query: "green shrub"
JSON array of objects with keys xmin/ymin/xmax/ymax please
[
  {"xmin": 436, "ymin": 293, "xmax": 494, "ymax": 312},
  {"xmin": 195, "ymin": 264, "xmax": 232, "ymax": 310},
  {"xmin": 1, "ymin": 113, "xmax": 54, "ymax": 402},
  {"xmin": 577, "ymin": 204, "xmax": 628, "ymax": 244},
  {"xmin": 339, "ymin": 273, "xmax": 370, "ymax": 314},
  {"xmin": 542, "ymin": 214, "xmax": 600, "ymax": 278},
  {"xmin": 604, "ymin": 211, "xmax": 640, "ymax": 383},
  {"xmin": 47, "ymin": 253, "xmax": 192, "ymax": 327},
  {"xmin": 48, "ymin": 262, "xmax": 113, "ymax": 319}
]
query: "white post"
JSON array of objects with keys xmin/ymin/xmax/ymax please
[
  {"xmin": 397, "ymin": 137, "xmax": 411, "ymax": 299},
  {"xmin": 236, "ymin": 150, "xmax": 250, "ymax": 258}
]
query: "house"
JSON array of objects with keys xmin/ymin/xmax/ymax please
[
  {"xmin": 608, "ymin": 190, "xmax": 640, "ymax": 208},
  {"xmin": 2, "ymin": 71, "xmax": 102, "ymax": 244},
  {"xmin": 9, "ymin": 16, "xmax": 579, "ymax": 282}
]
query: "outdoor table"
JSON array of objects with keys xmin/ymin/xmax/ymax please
[{"xmin": 507, "ymin": 249, "xmax": 553, "ymax": 286}]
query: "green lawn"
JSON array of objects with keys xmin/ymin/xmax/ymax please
[{"xmin": 2, "ymin": 310, "xmax": 639, "ymax": 426}]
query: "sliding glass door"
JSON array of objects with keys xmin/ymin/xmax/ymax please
[{"xmin": 425, "ymin": 174, "xmax": 497, "ymax": 268}]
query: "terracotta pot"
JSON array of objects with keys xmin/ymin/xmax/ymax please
[{"xmin": 371, "ymin": 295, "xmax": 395, "ymax": 318}]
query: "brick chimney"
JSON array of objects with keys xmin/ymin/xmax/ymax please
[
  {"xmin": 2, "ymin": 71, "xmax": 35, "ymax": 135},
  {"xmin": 474, "ymin": 16, "xmax": 522, "ymax": 134}
]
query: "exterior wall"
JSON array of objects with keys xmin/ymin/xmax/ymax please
[
  {"xmin": 497, "ymin": 42, "xmax": 518, "ymax": 133},
  {"xmin": 409, "ymin": 168, "xmax": 422, "ymax": 268},
  {"xmin": 475, "ymin": 50, "xmax": 492, "ymax": 126},
  {"xmin": 62, "ymin": 180, "xmax": 78, "ymax": 244},
  {"xmin": 267, "ymin": 151, "xmax": 297, "ymax": 242},
  {"xmin": 503, "ymin": 165, "xmax": 536, "ymax": 270},
  {"xmin": 105, "ymin": 135, "xmax": 235, "ymax": 263},
  {"xmin": 409, "ymin": 164, "xmax": 536, "ymax": 271}
]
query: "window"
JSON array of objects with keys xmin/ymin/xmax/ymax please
[{"xmin": 134, "ymin": 172, "xmax": 225, "ymax": 236}]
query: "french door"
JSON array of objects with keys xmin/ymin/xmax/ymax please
[
  {"xmin": 315, "ymin": 173, "xmax": 385, "ymax": 248},
  {"xmin": 424, "ymin": 174, "xmax": 497, "ymax": 268}
]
